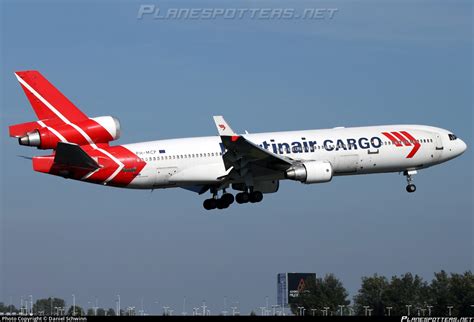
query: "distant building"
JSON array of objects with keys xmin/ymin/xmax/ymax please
[{"xmin": 277, "ymin": 273, "xmax": 316, "ymax": 307}]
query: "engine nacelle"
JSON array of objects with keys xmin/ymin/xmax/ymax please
[
  {"xmin": 285, "ymin": 161, "xmax": 333, "ymax": 184},
  {"xmin": 91, "ymin": 116, "xmax": 121, "ymax": 141},
  {"xmin": 17, "ymin": 116, "xmax": 121, "ymax": 149}
]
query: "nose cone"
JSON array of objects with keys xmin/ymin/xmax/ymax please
[
  {"xmin": 458, "ymin": 139, "xmax": 467, "ymax": 155},
  {"xmin": 442, "ymin": 137, "xmax": 467, "ymax": 162}
]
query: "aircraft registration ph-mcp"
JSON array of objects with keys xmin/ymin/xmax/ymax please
[{"xmin": 10, "ymin": 71, "xmax": 467, "ymax": 210}]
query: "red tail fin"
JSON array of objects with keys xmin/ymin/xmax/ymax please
[{"xmin": 15, "ymin": 71, "xmax": 88, "ymax": 122}]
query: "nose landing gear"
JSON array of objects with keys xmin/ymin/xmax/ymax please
[{"xmin": 404, "ymin": 170, "xmax": 417, "ymax": 193}]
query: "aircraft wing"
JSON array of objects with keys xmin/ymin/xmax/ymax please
[{"xmin": 213, "ymin": 116, "xmax": 293, "ymax": 182}]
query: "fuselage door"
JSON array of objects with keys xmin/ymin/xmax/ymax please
[
  {"xmin": 435, "ymin": 134, "xmax": 444, "ymax": 150},
  {"xmin": 335, "ymin": 154, "xmax": 359, "ymax": 174},
  {"xmin": 433, "ymin": 133, "xmax": 444, "ymax": 161}
]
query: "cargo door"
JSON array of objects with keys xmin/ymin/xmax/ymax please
[
  {"xmin": 154, "ymin": 167, "xmax": 178, "ymax": 187},
  {"xmin": 335, "ymin": 154, "xmax": 359, "ymax": 174}
]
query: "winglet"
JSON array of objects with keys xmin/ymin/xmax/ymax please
[{"xmin": 213, "ymin": 116, "xmax": 237, "ymax": 136}]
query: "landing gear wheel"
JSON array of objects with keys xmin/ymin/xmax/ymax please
[
  {"xmin": 221, "ymin": 193, "xmax": 234, "ymax": 206},
  {"xmin": 203, "ymin": 198, "xmax": 217, "ymax": 210},
  {"xmin": 216, "ymin": 198, "xmax": 229, "ymax": 209},
  {"xmin": 404, "ymin": 170, "xmax": 418, "ymax": 194},
  {"xmin": 236, "ymin": 192, "xmax": 250, "ymax": 204},
  {"xmin": 249, "ymin": 191, "xmax": 263, "ymax": 203}
]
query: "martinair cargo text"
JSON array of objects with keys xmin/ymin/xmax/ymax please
[{"xmin": 10, "ymin": 71, "xmax": 467, "ymax": 210}]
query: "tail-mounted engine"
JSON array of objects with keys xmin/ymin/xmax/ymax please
[
  {"xmin": 285, "ymin": 161, "xmax": 333, "ymax": 184},
  {"xmin": 11, "ymin": 116, "xmax": 121, "ymax": 149}
]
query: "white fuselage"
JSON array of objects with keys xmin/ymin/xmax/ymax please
[{"xmin": 122, "ymin": 124, "xmax": 466, "ymax": 190}]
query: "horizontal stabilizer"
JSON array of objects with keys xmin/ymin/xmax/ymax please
[
  {"xmin": 54, "ymin": 142, "xmax": 100, "ymax": 170},
  {"xmin": 9, "ymin": 121, "xmax": 41, "ymax": 137},
  {"xmin": 17, "ymin": 155, "xmax": 33, "ymax": 160}
]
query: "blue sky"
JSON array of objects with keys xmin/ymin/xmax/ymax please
[{"xmin": 1, "ymin": 0, "xmax": 472, "ymax": 314}]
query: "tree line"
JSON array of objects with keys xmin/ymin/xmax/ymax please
[
  {"xmin": 1, "ymin": 271, "xmax": 472, "ymax": 316},
  {"xmin": 0, "ymin": 298, "xmax": 121, "ymax": 316},
  {"xmin": 290, "ymin": 270, "xmax": 473, "ymax": 316}
]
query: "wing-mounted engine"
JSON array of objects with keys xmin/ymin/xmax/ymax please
[
  {"xmin": 285, "ymin": 160, "xmax": 333, "ymax": 184},
  {"xmin": 10, "ymin": 115, "xmax": 121, "ymax": 149}
]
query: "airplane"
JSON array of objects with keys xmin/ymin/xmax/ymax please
[{"xmin": 9, "ymin": 71, "xmax": 467, "ymax": 210}]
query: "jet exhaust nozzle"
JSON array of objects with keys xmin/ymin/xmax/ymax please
[{"xmin": 18, "ymin": 130, "xmax": 41, "ymax": 147}]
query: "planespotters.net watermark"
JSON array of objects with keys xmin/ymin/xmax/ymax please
[
  {"xmin": 401, "ymin": 317, "xmax": 474, "ymax": 322},
  {"xmin": 137, "ymin": 5, "xmax": 339, "ymax": 20}
]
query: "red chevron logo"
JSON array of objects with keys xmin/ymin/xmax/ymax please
[{"xmin": 382, "ymin": 131, "xmax": 421, "ymax": 158}]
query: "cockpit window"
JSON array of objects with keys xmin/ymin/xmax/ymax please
[{"xmin": 448, "ymin": 134, "xmax": 457, "ymax": 141}]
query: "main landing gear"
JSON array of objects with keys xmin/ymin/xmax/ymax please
[
  {"xmin": 203, "ymin": 192, "xmax": 234, "ymax": 210},
  {"xmin": 203, "ymin": 188, "xmax": 263, "ymax": 210},
  {"xmin": 404, "ymin": 170, "xmax": 417, "ymax": 193},
  {"xmin": 236, "ymin": 190, "xmax": 263, "ymax": 204}
]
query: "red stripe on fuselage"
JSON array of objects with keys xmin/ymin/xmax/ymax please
[
  {"xmin": 81, "ymin": 144, "xmax": 146, "ymax": 187},
  {"xmin": 399, "ymin": 131, "xmax": 421, "ymax": 158},
  {"xmin": 391, "ymin": 132, "xmax": 412, "ymax": 146},
  {"xmin": 382, "ymin": 132, "xmax": 402, "ymax": 146},
  {"xmin": 107, "ymin": 145, "xmax": 147, "ymax": 186}
]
